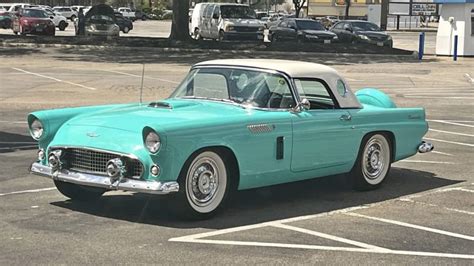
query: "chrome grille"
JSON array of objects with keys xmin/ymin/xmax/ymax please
[{"xmin": 59, "ymin": 148, "xmax": 143, "ymax": 178}]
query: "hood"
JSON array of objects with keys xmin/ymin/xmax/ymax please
[
  {"xmin": 66, "ymin": 99, "xmax": 253, "ymax": 133},
  {"xmin": 224, "ymin": 18, "xmax": 263, "ymax": 27},
  {"xmin": 85, "ymin": 4, "xmax": 115, "ymax": 22},
  {"xmin": 355, "ymin": 30, "xmax": 389, "ymax": 38},
  {"xmin": 21, "ymin": 17, "xmax": 50, "ymax": 23},
  {"xmin": 301, "ymin": 29, "xmax": 335, "ymax": 36}
]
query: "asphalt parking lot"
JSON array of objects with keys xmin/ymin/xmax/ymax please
[{"xmin": 0, "ymin": 47, "xmax": 473, "ymax": 264}]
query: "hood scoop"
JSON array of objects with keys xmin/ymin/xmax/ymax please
[{"xmin": 148, "ymin": 101, "xmax": 172, "ymax": 109}]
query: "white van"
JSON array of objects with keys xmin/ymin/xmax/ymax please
[{"xmin": 191, "ymin": 3, "xmax": 264, "ymax": 41}]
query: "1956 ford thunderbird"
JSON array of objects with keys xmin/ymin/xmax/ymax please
[{"xmin": 29, "ymin": 59, "xmax": 433, "ymax": 219}]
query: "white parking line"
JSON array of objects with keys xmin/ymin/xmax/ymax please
[
  {"xmin": 438, "ymin": 187, "xmax": 474, "ymax": 193},
  {"xmin": 404, "ymin": 96, "xmax": 474, "ymax": 99},
  {"xmin": 0, "ymin": 142, "xmax": 37, "ymax": 144},
  {"xmin": 11, "ymin": 67, "xmax": 97, "ymax": 91},
  {"xmin": 0, "ymin": 145, "xmax": 37, "ymax": 150},
  {"xmin": 346, "ymin": 213, "xmax": 474, "ymax": 241},
  {"xmin": 271, "ymin": 223, "xmax": 389, "ymax": 251},
  {"xmin": 428, "ymin": 120, "xmax": 474, "ymax": 128},
  {"xmin": 430, "ymin": 151, "xmax": 453, "ymax": 156},
  {"xmin": 0, "ymin": 187, "xmax": 56, "ymax": 197},
  {"xmin": 102, "ymin": 69, "xmax": 180, "ymax": 84},
  {"xmin": 0, "ymin": 121, "xmax": 27, "ymax": 124},
  {"xmin": 429, "ymin": 129, "xmax": 474, "ymax": 138},
  {"xmin": 425, "ymin": 138, "xmax": 474, "ymax": 148},
  {"xmin": 398, "ymin": 160, "xmax": 456, "ymax": 164}
]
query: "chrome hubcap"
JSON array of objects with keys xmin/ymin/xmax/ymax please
[
  {"xmin": 362, "ymin": 136, "xmax": 389, "ymax": 182},
  {"xmin": 189, "ymin": 159, "xmax": 219, "ymax": 207}
]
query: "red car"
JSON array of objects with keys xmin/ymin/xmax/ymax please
[{"xmin": 12, "ymin": 8, "xmax": 55, "ymax": 36}]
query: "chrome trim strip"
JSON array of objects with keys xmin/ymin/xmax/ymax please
[
  {"xmin": 247, "ymin": 124, "xmax": 274, "ymax": 134},
  {"xmin": 49, "ymin": 146, "xmax": 140, "ymax": 160},
  {"xmin": 30, "ymin": 162, "xmax": 179, "ymax": 195}
]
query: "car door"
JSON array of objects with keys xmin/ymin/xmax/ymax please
[
  {"xmin": 209, "ymin": 5, "xmax": 219, "ymax": 39},
  {"xmin": 287, "ymin": 20, "xmax": 298, "ymax": 40},
  {"xmin": 290, "ymin": 78, "xmax": 355, "ymax": 172},
  {"xmin": 340, "ymin": 22, "xmax": 354, "ymax": 42}
]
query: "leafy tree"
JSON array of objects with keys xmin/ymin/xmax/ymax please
[{"xmin": 292, "ymin": 0, "xmax": 306, "ymax": 18}]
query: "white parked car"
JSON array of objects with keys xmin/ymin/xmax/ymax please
[
  {"xmin": 117, "ymin": 7, "xmax": 135, "ymax": 21},
  {"xmin": 53, "ymin": 6, "xmax": 77, "ymax": 20},
  {"xmin": 191, "ymin": 3, "xmax": 265, "ymax": 41},
  {"xmin": 42, "ymin": 8, "xmax": 69, "ymax": 31}
]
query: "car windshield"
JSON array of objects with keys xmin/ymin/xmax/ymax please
[
  {"xmin": 296, "ymin": 20, "xmax": 325, "ymax": 30},
  {"xmin": 221, "ymin": 6, "xmax": 256, "ymax": 19},
  {"xmin": 169, "ymin": 68, "xmax": 296, "ymax": 109},
  {"xmin": 22, "ymin": 9, "xmax": 47, "ymax": 18},
  {"xmin": 88, "ymin": 14, "xmax": 114, "ymax": 24},
  {"xmin": 352, "ymin": 22, "xmax": 380, "ymax": 31}
]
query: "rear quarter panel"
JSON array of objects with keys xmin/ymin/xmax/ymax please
[{"xmin": 348, "ymin": 104, "xmax": 428, "ymax": 162}]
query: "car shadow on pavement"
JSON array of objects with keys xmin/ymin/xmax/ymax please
[
  {"xmin": 51, "ymin": 167, "xmax": 460, "ymax": 229},
  {"xmin": 0, "ymin": 47, "xmax": 43, "ymax": 57},
  {"xmin": 0, "ymin": 131, "xmax": 37, "ymax": 153},
  {"xmin": 52, "ymin": 47, "xmax": 438, "ymax": 66}
]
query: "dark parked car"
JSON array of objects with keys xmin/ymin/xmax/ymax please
[
  {"xmin": 270, "ymin": 18, "xmax": 338, "ymax": 43},
  {"xmin": 11, "ymin": 8, "xmax": 55, "ymax": 36},
  {"xmin": 330, "ymin": 20, "xmax": 393, "ymax": 47},
  {"xmin": 114, "ymin": 12, "xmax": 133, "ymax": 33},
  {"xmin": 0, "ymin": 10, "xmax": 12, "ymax": 29}
]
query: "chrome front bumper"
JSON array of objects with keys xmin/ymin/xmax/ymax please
[{"xmin": 30, "ymin": 162, "xmax": 179, "ymax": 195}]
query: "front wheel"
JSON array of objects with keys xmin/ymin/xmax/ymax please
[
  {"xmin": 348, "ymin": 134, "xmax": 391, "ymax": 191},
  {"xmin": 70, "ymin": 15, "xmax": 76, "ymax": 21},
  {"xmin": 123, "ymin": 26, "xmax": 129, "ymax": 33},
  {"xmin": 54, "ymin": 180, "xmax": 106, "ymax": 201},
  {"xmin": 171, "ymin": 150, "xmax": 230, "ymax": 219}
]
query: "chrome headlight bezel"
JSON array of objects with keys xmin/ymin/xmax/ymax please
[
  {"xmin": 144, "ymin": 130, "xmax": 161, "ymax": 154},
  {"xmin": 29, "ymin": 119, "xmax": 44, "ymax": 140}
]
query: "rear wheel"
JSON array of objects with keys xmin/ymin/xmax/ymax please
[
  {"xmin": 54, "ymin": 180, "xmax": 106, "ymax": 201},
  {"xmin": 123, "ymin": 26, "xmax": 129, "ymax": 33},
  {"xmin": 70, "ymin": 15, "xmax": 76, "ymax": 21},
  {"xmin": 194, "ymin": 28, "xmax": 201, "ymax": 40},
  {"xmin": 58, "ymin": 21, "xmax": 67, "ymax": 31},
  {"xmin": 170, "ymin": 150, "xmax": 231, "ymax": 219},
  {"xmin": 349, "ymin": 134, "xmax": 391, "ymax": 191}
]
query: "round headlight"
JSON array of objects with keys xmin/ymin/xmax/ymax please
[
  {"xmin": 30, "ymin": 119, "xmax": 44, "ymax": 140},
  {"xmin": 145, "ymin": 131, "xmax": 161, "ymax": 153}
]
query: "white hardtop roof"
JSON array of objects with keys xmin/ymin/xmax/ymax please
[
  {"xmin": 195, "ymin": 59, "xmax": 340, "ymax": 78},
  {"xmin": 195, "ymin": 59, "xmax": 362, "ymax": 109}
]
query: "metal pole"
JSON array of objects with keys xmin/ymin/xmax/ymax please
[
  {"xmin": 140, "ymin": 64, "xmax": 145, "ymax": 104},
  {"xmin": 418, "ymin": 32, "xmax": 425, "ymax": 60},
  {"xmin": 396, "ymin": 15, "xmax": 400, "ymax": 30},
  {"xmin": 453, "ymin": 35, "xmax": 458, "ymax": 61}
]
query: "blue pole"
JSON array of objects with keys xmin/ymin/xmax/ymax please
[
  {"xmin": 453, "ymin": 35, "xmax": 458, "ymax": 61},
  {"xmin": 418, "ymin": 32, "xmax": 425, "ymax": 60}
]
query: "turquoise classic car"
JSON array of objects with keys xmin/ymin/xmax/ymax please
[{"xmin": 29, "ymin": 59, "xmax": 433, "ymax": 219}]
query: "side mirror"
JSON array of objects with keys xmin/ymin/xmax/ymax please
[
  {"xmin": 300, "ymin": 98, "xmax": 311, "ymax": 110},
  {"xmin": 290, "ymin": 25, "xmax": 296, "ymax": 30},
  {"xmin": 293, "ymin": 98, "xmax": 310, "ymax": 112},
  {"xmin": 50, "ymin": 16, "xmax": 54, "ymax": 19},
  {"xmin": 344, "ymin": 25, "xmax": 352, "ymax": 32},
  {"xmin": 212, "ymin": 13, "xmax": 219, "ymax": 20}
]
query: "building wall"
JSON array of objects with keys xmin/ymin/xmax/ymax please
[
  {"xmin": 308, "ymin": 0, "xmax": 381, "ymax": 17},
  {"xmin": 436, "ymin": 3, "xmax": 474, "ymax": 56}
]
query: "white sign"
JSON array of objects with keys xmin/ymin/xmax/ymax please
[{"xmin": 412, "ymin": 4, "xmax": 436, "ymax": 16}]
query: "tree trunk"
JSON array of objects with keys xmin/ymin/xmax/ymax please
[
  {"xmin": 169, "ymin": 0, "xmax": 191, "ymax": 41},
  {"xmin": 344, "ymin": 0, "xmax": 350, "ymax": 19}
]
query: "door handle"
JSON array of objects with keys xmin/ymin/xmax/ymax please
[{"xmin": 340, "ymin": 114, "xmax": 352, "ymax": 121}]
